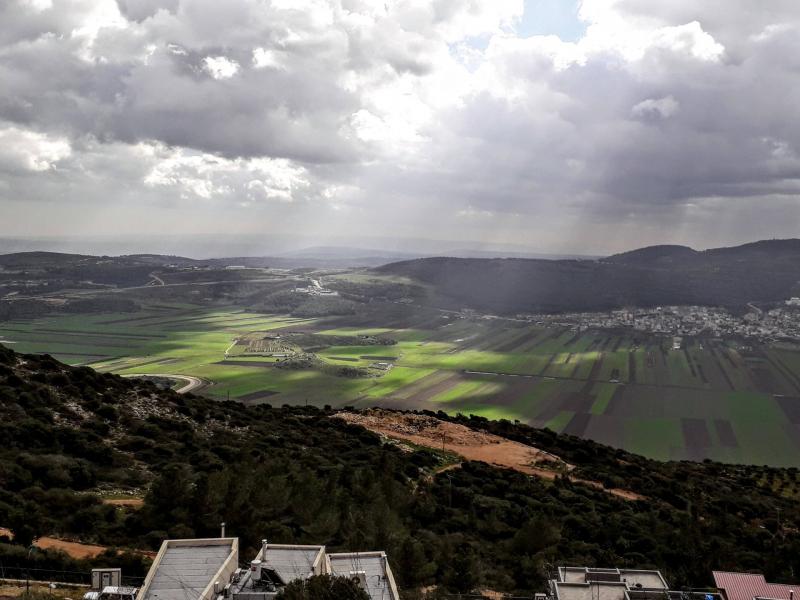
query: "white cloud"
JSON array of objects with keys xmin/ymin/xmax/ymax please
[
  {"xmin": 202, "ymin": 56, "xmax": 240, "ymax": 79},
  {"xmin": 252, "ymin": 47, "xmax": 283, "ymax": 69},
  {"xmin": 457, "ymin": 206, "xmax": 494, "ymax": 219},
  {"xmin": 0, "ymin": 126, "xmax": 71, "ymax": 172},
  {"xmin": 143, "ymin": 144, "xmax": 309, "ymax": 202}
]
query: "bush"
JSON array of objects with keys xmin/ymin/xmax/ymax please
[{"xmin": 276, "ymin": 575, "xmax": 370, "ymax": 600}]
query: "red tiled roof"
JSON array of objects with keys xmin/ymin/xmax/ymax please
[{"xmin": 714, "ymin": 571, "xmax": 798, "ymax": 600}]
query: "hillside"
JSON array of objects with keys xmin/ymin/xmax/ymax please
[
  {"xmin": 604, "ymin": 245, "xmax": 699, "ymax": 265},
  {"xmin": 2, "ymin": 347, "xmax": 800, "ymax": 594},
  {"xmin": 376, "ymin": 239, "xmax": 800, "ymax": 313}
]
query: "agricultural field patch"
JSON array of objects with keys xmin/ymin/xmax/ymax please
[{"xmin": 6, "ymin": 304, "xmax": 800, "ymax": 465}]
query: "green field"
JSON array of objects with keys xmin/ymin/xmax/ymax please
[{"xmin": 4, "ymin": 303, "xmax": 800, "ymax": 466}]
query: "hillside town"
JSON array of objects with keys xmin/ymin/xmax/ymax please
[
  {"xmin": 53, "ymin": 538, "xmax": 800, "ymax": 600},
  {"xmin": 519, "ymin": 302, "xmax": 800, "ymax": 342}
]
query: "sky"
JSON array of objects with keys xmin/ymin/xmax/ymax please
[{"xmin": 1, "ymin": 0, "xmax": 800, "ymax": 256}]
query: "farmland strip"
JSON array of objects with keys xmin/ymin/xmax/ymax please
[
  {"xmin": 708, "ymin": 346, "xmax": 736, "ymax": 391},
  {"xmin": 494, "ymin": 329, "xmax": 539, "ymax": 353},
  {"xmin": 714, "ymin": 419, "xmax": 739, "ymax": 448},
  {"xmin": 404, "ymin": 373, "xmax": 463, "ymax": 404},
  {"xmin": 628, "ymin": 352, "xmax": 637, "ymax": 384},
  {"xmin": 28, "ymin": 328, "xmax": 165, "ymax": 339}
]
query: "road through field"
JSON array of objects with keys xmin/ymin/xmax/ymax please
[{"xmin": 123, "ymin": 374, "xmax": 207, "ymax": 394}]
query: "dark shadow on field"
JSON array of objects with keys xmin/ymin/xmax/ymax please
[
  {"xmin": 776, "ymin": 396, "xmax": 800, "ymax": 423},
  {"xmin": 462, "ymin": 376, "xmax": 535, "ymax": 407},
  {"xmin": 237, "ymin": 390, "xmax": 280, "ymax": 404},
  {"xmin": 563, "ymin": 413, "xmax": 591, "ymax": 437},
  {"xmin": 681, "ymin": 418, "xmax": 712, "ymax": 461},
  {"xmin": 714, "ymin": 419, "xmax": 739, "ymax": 448},
  {"xmin": 215, "ymin": 360, "xmax": 276, "ymax": 368}
]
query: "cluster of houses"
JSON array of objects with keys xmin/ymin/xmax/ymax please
[
  {"xmin": 84, "ymin": 538, "xmax": 800, "ymax": 600},
  {"xmin": 105, "ymin": 537, "xmax": 399, "ymax": 600},
  {"xmin": 522, "ymin": 304, "xmax": 800, "ymax": 342},
  {"xmin": 293, "ymin": 279, "xmax": 339, "ymax": 297}
]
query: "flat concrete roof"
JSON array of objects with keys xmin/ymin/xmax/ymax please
[
  {"xmin": 554, "ymin": 581, "xmax": 631, "ymax": 600},
  {"xmin": 329, "ymin": 552, "xmax": 399, "ymax": 600},
  {"xmin": 554, "ymin": 568, "xmax": 669, "ymax": 600},
  {"xmin": 559, "ymin": 568, "xmax": 668, "ymax": 589},
  {"xmin": 253, "ymin": 544, "xmax": 326, "ymax": 584},
  {"xmin": 138, "ymin": 538, "xmax": 238, "ymax": 600}
]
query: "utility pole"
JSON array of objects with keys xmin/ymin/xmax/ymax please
[{"xmin": 26, "ymin": 545, "xmax": 35, "ymax": 594}]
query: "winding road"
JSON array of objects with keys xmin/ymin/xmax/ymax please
[{"xmin": 123, "ymin": 373, "xmax": 207, "ymax": 394}]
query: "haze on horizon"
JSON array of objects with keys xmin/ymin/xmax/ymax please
[{"xmin": 1, "ymin": 0, "xmax": 800, "ymax": 256}]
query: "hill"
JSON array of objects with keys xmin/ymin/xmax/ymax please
[
  {"xmin": 376, "ymin": 239, "xmax": 800, "ymax": 313},
  {"xmin": 2, "ymin": 347, "xmax": 800, "ymax": 594},
  {"xmin": 0, "ymin": 251, "xmax": 96, "ymax": 267},
  {"xmin": 605, "ymin": 245, "xmax": 699, "ymax": 265}
]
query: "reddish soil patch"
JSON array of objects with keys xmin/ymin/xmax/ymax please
[
  {"xmin": 34, "ymin": 538, "xmax": 110, "ymax": 560},
  {"xmin": 102, "ymin": 498, "xmax": 145, "ymax": 508},
  {"xmin": 336, "ymin": 410, "xmax": 645, "ymax": 502},
  {"xmin": 337, "ymin": 410, "xmax": 566, "ymax": 478},
  {"xmin": 0, "ymin": 528, "xmax": 154, "ymax": 560}
]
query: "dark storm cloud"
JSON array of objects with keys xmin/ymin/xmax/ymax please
[
  {"xmin": 116, "ymin": 0, "xmax": 178, "ymax": 22},
  {"xmin": 1, "ymin": 0, "xmax": 800, "ymax": 253}
]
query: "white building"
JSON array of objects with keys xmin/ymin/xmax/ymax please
[{"xmin": 138, "ymin": 538, "xmax": 399, "ymax": 600}]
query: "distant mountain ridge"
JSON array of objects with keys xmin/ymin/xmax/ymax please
[
  {"xmin": 605, "ymin": 244, "xmax": 698, "ymax": 265},
  {"xmin": 376, "ymin": 239, "xmax": 800, "ymax": 313},
  {"xmin": 607, "ymin": 239, "xmax": 800, "ymax": 265}
]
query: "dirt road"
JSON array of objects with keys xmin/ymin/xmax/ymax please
[{"xmin": 123, "ymin": 374, "xmax": 206, "ymax": 394}]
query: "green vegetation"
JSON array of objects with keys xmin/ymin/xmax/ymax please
[
  {"xmin": 6, "ymin": 301, "xmax": 800, "ymax": 465},
  {"xmin": 3, "ymin": 346, "xmax": 800, "ymax": 596},
  {"xmin": 275, "ymin": 575, "xmax": 370, "ymax": 600}
]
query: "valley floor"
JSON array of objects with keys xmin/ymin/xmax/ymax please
[{"xmin": 4, "ymin": 302, "xmax": 800, "ymax": 466}]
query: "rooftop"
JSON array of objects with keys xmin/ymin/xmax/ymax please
[
  {"xmin": 553, "ymin": 568, "xmax": 669, "ymax": 600},
  {"xmin": 253, "ymin": 543, "xmax": 326, "ymax": 585},
  {"xmin": 558, "ymin": 568, "xmax": 668, "ymax": 589},
  {"xmin": 552, "ymin": 567, "xmax": 723, "ymax": 600},
  {"xmin": 328, "ymin": 552, "xmax": 400, "ymax": 600},
  {"xmin": 136, "ymin": 538, "xmax": 238, "ymax": 600},
  {"xmin": 714, "ymin": 571, "xmax": 799, "ymax": 600}
]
